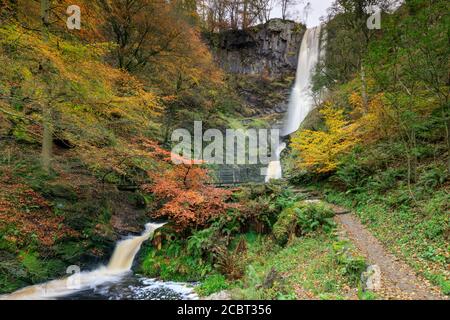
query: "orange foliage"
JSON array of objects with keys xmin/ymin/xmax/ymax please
[
  {"xmin": 138, "ymin": 138, "xmax": 234, "ymax": 231},
  {"xmin": 0, "ymin": 173, "xmax": 77, "ymax": 246}
]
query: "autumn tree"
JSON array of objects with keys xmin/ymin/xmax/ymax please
[
  {"xmin": 199, "ymin": 0, "xmax": 275, "ymax": 31},
  {"xmin": 254, "ymin": 0, "xmax": 275, "ymax": 23},
  {"xmin": 278, "ymin": 0, "xmax": 302, "ymax": 20},
  {"xmin": 366, "ymin": 0, "xmax": 450, "ymax": 181},
  {"xmin": 97, "ymin": 0, "xmax": 174, "ymax": 72},
  {"xmin": 319, "ymin": 0, "xmax": 394, "ymax": 111},
  {"xmin": 140, "ymin": 139, "xmax": 234, "ymax": 232},
  {"xmin": 291, "ymin": 103, "xmax": 359, "ymax": 173}
]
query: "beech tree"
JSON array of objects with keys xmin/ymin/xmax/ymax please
[
  {"xmin": 140, "ymin": 138, "xmax": 235, "ymax": 232},
  {"xmin": 278, "ymin": 0, "xmax": 301, "ymax": 20},
  {"xmin": 40, "ymin": 0, "xmax": 52, "ymax": 172},
  {"xmin": 320, "ymin": 0, "xmax": 394, "ymax": 111},
  {"xmin": 200, "ymin": 0, "xmax": 276, "ymax": 31}
]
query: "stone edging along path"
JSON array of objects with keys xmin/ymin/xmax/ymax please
[{"xmin": 330, "ymin": 203, "xmax": 446, "ymax": 300}]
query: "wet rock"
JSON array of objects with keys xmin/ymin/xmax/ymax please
[
  {"xmin": 275, "ymin": 103, "xmax": 288, "ymax": 113},
  {"xmin": 43, "ymin": 184, "xmax": 78, "ymax": 201}
]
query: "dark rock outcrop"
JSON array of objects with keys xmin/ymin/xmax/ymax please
[{"xmin": 211, "ymin": 19, "xmax": 306, "ymax": 77}]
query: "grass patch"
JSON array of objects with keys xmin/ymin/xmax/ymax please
[
  {"xmin": 195, "ymin": 274, "xmax": 229, "ymax": 297},
  {"xmin": 229, "ymin": 232, "xmax": 364, "ymax": 300}
]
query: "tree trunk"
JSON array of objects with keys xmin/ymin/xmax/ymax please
[
  {"xmin": 41, "ymin": 104, "xmax": 53, "ymax": 171},
  {"xmin": 360, "ymin": 63, "xmax": 368, "ymax": 112},
  {"xmin": 242, "ymin": 0, "xmax": 249, "ymax": 29},
  {"xmin": 41, "ymin": 0, "xmax": 52, "ymax": 172},
  {"xmin": 411, "ymin": 130, "xmax": 417, "ymax": 183},
  {"xmin": 446, "ymin": 110, "xmax": 450, "ymax": 173}
]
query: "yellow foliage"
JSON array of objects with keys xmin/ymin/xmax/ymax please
[
  {"xmin": 350, "ymin": 92, "xmax": 392, "ymax": 142},
  {"xmin": 291, "ymin": 103, "xmax": 359, "ymax": 173},
  {"xmin": 0, "ymin": 25, "xmax": 162, "ymax": 174},
  {"xmin": 291, "ymin": 91, "xmax": 394, "ymax": 174}
]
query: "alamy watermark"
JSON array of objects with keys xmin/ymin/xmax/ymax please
[
  {"xmin": 171, "ymin": 121, "xmax": 281, "ymax": 169},
  {"xmin": 66, "ymin": 265, "xmax": 81, "ymax": 289},
  {"xmin": 66, "ymin": 5, "xmax": 81, "ymax": 30},
  {"xmin": 367, "ymin": 6, "xmax": 381, "ymax": 30}
]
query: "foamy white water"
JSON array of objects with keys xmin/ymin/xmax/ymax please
[
  {"xmin": 282, "ymin": 26, "xmax": 322, "ymax": 136},
  {"xmin": 265, "ymin": 26, "xmax": 323, "ymax": 181},
  {"xmin": 265, "ymin": 142, "xmax": 286, "ymax": 182},
  {"xmin": 1, "ymin": 222, "xmax": 168, "ymax": 300}
]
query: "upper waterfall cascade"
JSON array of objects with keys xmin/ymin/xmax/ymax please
[{"xmin": 265, "ymin": 26, "xmax": 323, "ymax": 182}]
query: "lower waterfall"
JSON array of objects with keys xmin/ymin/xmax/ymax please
[{"xmin": 0, "ymin": 222, "xmax": 198, "ymax": 300}]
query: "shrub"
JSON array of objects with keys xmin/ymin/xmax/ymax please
[
  {"xmin": 234, "ymin": 182, "xmax": 300, "ymax": 235},
  {"xmin": 272, "ymin": 207, "xmax": 298, "ymax": 246},
  {"xmin": 214, "ymin": 244, "xmax": 245, "ymax": 280},
  {"xmin": 187, "ymin": 227, "xmax": 218, "ymax": 258},
  {"xmin": 418, "ymin": 166, "xmax": 448, "ymax": 189},
  {"xmin": 140, "ymin": 241, "xmax": 213, "ymax": 281},
  {"xmin": 367, "ymin": 168, "xmax": 406, "ymax": 193},
  {"xmin": 335, "ymin": 151, "xmax": 370, "ymax": 191},
  {"xmin": 273, "ymin": 202, "xmax": 336, "ymax": 246},
  {"xmin": 141, "ymin": 140, "xmax": 235, "ymax": 232},
  {"xmin": 295, "ymin": 202, "xmax": 336, "ymax": 235},
  {"xmin": 332, "ymin": 241, "xmax": 367, "ymax": 285}
]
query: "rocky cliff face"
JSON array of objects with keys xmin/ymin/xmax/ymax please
[{"xmin": 211, "ymin": 19, "xmax": 306, "ymax": 77}]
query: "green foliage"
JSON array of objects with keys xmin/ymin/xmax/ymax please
[
  {"xmin": 187, "ymin": 227, "xmax": 217, "ymax": 258},
  {"xmin": 273, "ymin": 202, "xmax": 336, "ymax": 246},
  {"xmin": 195, "ymin": 274, "xmax": 229, "ymax": 297},
  {"xmin": 137, "ymin": 185, "xmax": 300, "ymax": 283},
  {"xmin": 418, "ymin": 166, "xmax": 448, "ymax": 189},
  {"xmin": 332, "ymin": 241, "xmax": 367, "ymax": 285},
  {"xmin": 366, "ymin": 168, "xmax": 406, "ymax": 193},
  {"xmin": 231, "ymin": 182, "xmax": 302, "ymax": 234},
  {"xmin": 358, "ymin": 289, "xmax": 378, "ymax": 300},
  {"xmin": 19, "ymin": 251, "xmax": 49, "ymax": 283},
  {"xmin": 233, "ymin": 233, "xmax": 362, "ymax": 300},
  {"xmin": 0, "ymin": 250, "xmax": 66, "ymax": 291},
  {"xmin": 141, "ymin": 239, "xmax": 213, "ymax": 282},
  {"xmin": 272, "ymin": 207, "xmax": 298, "ymax": 246},
  {"xmin": 53, "ymin": 241, "xmax": 85, "ymax": 261},
  {"xmin": 295, "ymin": 203, "xmax": 336, "ymax": 235},
  {"xmin": 335, "ymin": 149, "xmax": 371, "ymax": 191}
]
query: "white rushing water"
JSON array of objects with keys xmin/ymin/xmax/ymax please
[
  {"xmin": 1, "ymin": 222, "xmax": 189, "ymax": 300},
  {"xmin": 265, "ymin": 142, "xmax": 286, "ymax": 182},
  {"xmin": 265, "ymin": 26, "xmax": 323, "ymax": 181}
]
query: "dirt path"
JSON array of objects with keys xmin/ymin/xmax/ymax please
[{"xmin": 333, "ymin": 209, "xmax": 446, "ymax": 300}]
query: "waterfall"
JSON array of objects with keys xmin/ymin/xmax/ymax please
[
  {"xmin": 265, "ymin": 142, "xmax": 286, "ymax": 182},
  {"xmin": 2, "ymin": 222, "xmax": 166, "ymax": 300},
  {"xmin": 281, "ymin": 26, "xmax": 323, "ymax": 136},
  {"xmin": 265, "ymin": 26, "xmax": 323, "ymax": 182}
]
